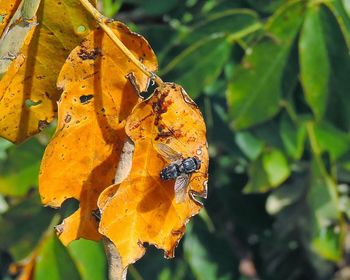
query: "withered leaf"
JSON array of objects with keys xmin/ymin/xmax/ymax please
[
  {"xmin": 0, "ymin": 0, "xmax": 21, "ymax": 36},
  {"xmin": 98, "ymin": 83, "xmax": 209, "ymax": 268},
  {"xmin": 39, "ymin": 21, "xmax": 157, "ymax": 245},
  {"xmin": 0, "ymin": 0, "xmax": 96, "ymax": 143}
]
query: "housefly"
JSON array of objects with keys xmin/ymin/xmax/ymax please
[{"xmin": 157, "ymin": 143, "xmax": 201, "ymax": 203}]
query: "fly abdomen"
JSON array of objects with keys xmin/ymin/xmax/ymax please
[{"xmin": 160, "ymin": 163, "xmax": 180, "ymax": 180}]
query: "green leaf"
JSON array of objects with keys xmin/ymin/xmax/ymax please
[
  {"xmin": 244, "ymin": 156, "xmax": 271, "ymax": 193},
  {"xmin": 306, "ymin": 124, "xmax": 343, "ymax": 261},
  {"xmin": 34, "ymin": 234, "xmax": 80, "ymax": 280},
  {"xmin": 68, "ymin": 239, "xmax": 107, "ymax": 280},
  {"xmin": 184, "ymin": 9, "xmax": 262, "ymax": 44},
  {"xmin": 244, "ymin": 147, "xmax": 291, "ymax": 193},
  {"xmin": 227, "ymin": 1, "xmax": 306, "ymax": 129},
  {"xmin": 266, "ymin": 178, "xmax": 305, "ymax": 215},
  {"xmin": 183, "ymin": 222, "xmax": 235, "ymax": 280},
  {"xmin": 299, "ymin": 5, "xmax": 330, "ymax": 120},
  {"xmin": 280, "ymin": 114, "xmax": 306, "ymax": 160},
  {"xmin": 307, "ymin": 159, "xmax": 342, "ymax": 261},
  {"xmin": 0, "ymin": 194, "xmax": 54, "ymax": 261},
  {"xmin": 235, "ymin": 131, "xmax": 264, "ymax": 160},
  {"xmin": 163, "ymin": 35, "xmax": 231, "ymax": 98},
  {"xmin": 343, "ymin": 0, "xmax": 350, "ymax": 16},
  {"xmin": 0, "ymin": 138, "xmax": 12, "ymax": 161},
  {"xmin": 246, "ymin": 0, "xmax": 284, "ymax": 14},
  {"xmin": 325, "ymin": 0, "xmax": 350, "ymax": 48},
  {"xmin": 0, "ymin": 138, "xmax": 45, "ymax": 196},
  {"xmin": 321, "ymin": 5, "xmax": 350, "ymax": 129},
  {"xmin": 102, "ymin": 0, "xmax": 123, "ymax": 18},
  {"xmin": 313, "ymin": 122, "xmax": 350, "ymax": 160},
  {"xmin": 262, "ymin": 148, "xmax": 291, "ymax": 187}
]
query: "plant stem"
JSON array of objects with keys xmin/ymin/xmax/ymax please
[
  {"xmin": 79, "ymin": 0, "xmax": 163, "ymax": 86},
  {"xmin": 103, "ymin": 237, "xmax": 127, "ymax": 280}
]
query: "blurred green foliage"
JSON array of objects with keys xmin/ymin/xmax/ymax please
[{"xmin": 1, "ymin": 0, "xmax": 350, "ymax": 279}]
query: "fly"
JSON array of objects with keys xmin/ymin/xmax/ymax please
[{"xmin": 157, "ymin": 143, "xmax": 201, "ymax": 203}]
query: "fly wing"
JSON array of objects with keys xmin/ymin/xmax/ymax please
[
  {"xmin": 157, "ymin": 143, "xmax": 182, "ymax": 162},
  {"xmin": 174, "ymin": 174, "xmax": 190, "ymax": 203}
]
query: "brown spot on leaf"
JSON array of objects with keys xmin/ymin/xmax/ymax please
[
  {"xmin": 64, "ymin": 114, "xmax": 71, "ymax": 123},
  {"xmin": 78, "ymin": 47, "xmax": 101, "ymax": 60}
]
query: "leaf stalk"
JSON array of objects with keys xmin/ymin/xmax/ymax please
[{"xmin": 79, "ymin": 0, "xmax": 163, "ymax": 86}]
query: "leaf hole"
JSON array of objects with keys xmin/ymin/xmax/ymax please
[
  {"xmin": 25, "ymin": 99, "xmax": 42, "ymax": 108},
  {"xmin": 0, "ymin": 14, "xmax": 7, "ymax": 23},
  {"xmin": 79, "ymin": 94, "xmax": 94, "ymax": 104},
  {"xmin": 60, "ymin": 198, "xmax": 79, "ymax": 219},
  {"xmin": 76, "ymin": 25, "xmax": 87, "ymax": 34},
  {"xmin": 139, "ymin": 81, "xmax": 157, "ymax": 100}
]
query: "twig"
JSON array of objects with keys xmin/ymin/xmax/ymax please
[
  {"xmin": 103, "ymin": 237, "xmax": 127, "ymax": 280},
  {"xmin": 79, "ymin": 0, "xmax": 163, "ymax": 86}
]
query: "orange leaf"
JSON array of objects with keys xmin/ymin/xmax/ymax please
[
  {"xmin": 98, "ymin": 83, "xmax": 209, "ymax": 268},
  {"xmin": 0, "ymin": 0, "xmax": 96, "ymax": 143},
  {"xmin": 39, "ymin": 21, "xmax": 158, "ymax": 245},
  {"xmin": 0, "ymin": 0, "xmax": 21, "ymax": 36}
]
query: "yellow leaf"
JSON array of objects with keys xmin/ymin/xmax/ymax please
[
  {"xmin": 98, "ymin": 83, "xmax": 209, "ymax": 268},
  {"xmin": 39, "ymin": 21, "xmax": 158, "ymax": 244},
  {"xmin": 0, "ymin": 0, "xmax": 96, "ymax": 143},
  {"xmin": 0, "ymin": 0, "xmax": 21, "ymax": 36}
]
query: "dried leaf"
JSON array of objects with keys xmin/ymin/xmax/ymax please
[
  {"xmin": 98, "ymin": 83, "xmax": 209, "ymax": 268},
  {"xmin": 0, "ymin": 0, "xmax": 96, "ymax": 143},
  {"xmin": 0, "ymin": 0, "xmax": 41, "ymax": 77},
  {"xmin": 39, "ymin": 21, "xmax": 158, "ymax": 245},
  {"xmin": 0, "ymin": 0, "xmax": 21, "ymax": 36}
]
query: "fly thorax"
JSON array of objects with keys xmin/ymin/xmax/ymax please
[{"xmin": 182, "ymin": 158, "xmax": 197, "ymax": 173}]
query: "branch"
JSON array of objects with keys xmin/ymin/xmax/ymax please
[
  {"xmin": 103, "ymin": 237, "xmax": 127, "ymax": 280},
  {"xmin": 79, "ymin": 0, "xmax": 163, "ymax": 86}
]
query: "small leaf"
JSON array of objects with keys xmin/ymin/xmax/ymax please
[
  {"xmin": 279, "ymin": 114, "xmax": 306, "ymax": 160},
  {"xmin": 299, "ymin": 5, "xmax": 330, "ymax": 120},
  {"xmin": 0, "ymin": 138, "xmax": 44, "ymax": 196},
  {"xmin": 244, "ymin": 157, "xmax": 271, "ymax": 193},
  {"xmin": 313, "ymin": 122, "xmax": 350, "ymax": 160},
  {"xmin": 68, "ymin": 239, "xmax": 107, "ymax": 280},
  {"xmin": 102, "ymin": 0, "xmax": 123, "ymax": 18},
  {"xmin": 34, "ymin": 234, "xmax": 81, "ymax": 280},
  {"xmin": 266, "ymin": 179, "xmax": 305, "ymax": 215},
  {"xmin": 234, "ymin": 131, "xmax": 264, "ymax": 161},
  {"xmin": 262, "ymin": 148, "xmax": 291, "ymax": 187}
]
